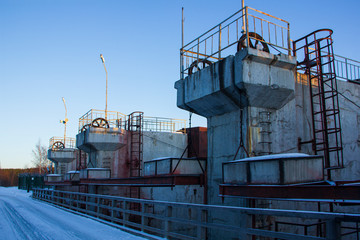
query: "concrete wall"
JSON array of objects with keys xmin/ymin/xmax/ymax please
[
  {"xmin": 175, "ymin": 47, "xmax": 360, "ymax": 208},
  {"xmin": 142, "ymin": 186, "xmax": 204, "ymax": 203},
  {"xmin": 176, "ymin": 48, "xmax": 297, "ymax": 206},
  {"xmin": 294, "ymin": 75, "xmax": 360, "ymax": 181},
  {"xmin": 331, "ymin": 80, "xmax": 360, "ymax": 181},
  {"xmin": 142, "ymin": 131, "xmax": 187, "ymax": 162}
]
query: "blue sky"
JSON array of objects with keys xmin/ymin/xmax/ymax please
[{"xmin": 1, "ymin": 0, "xmax": 359, "ymax": 168}]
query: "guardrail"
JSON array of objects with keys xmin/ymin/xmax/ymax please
[
  {"xmin": 78, "ymin": 109, "xmax": 186, "ymax": 133},
  {"xmin": 180, "ymin": 6, "xmax": 290, "ymax": 79},
  {"xmin": 142, "ymin": 116, "xmax": 186, "ymax": 133},
  {"xmin": 49, "ymin": 137, "xmax": 75, "ymax": 149},
  {"xmin": 334, "ymin": 54, "xmax": 360, "ymax": 81},
  {"xmin": 78, "ymin": 109, "xmax": 127, "ymax": 131},
  {"xmin": 33, "ymin": 189, "xmax": 360, "ymax": 239}
]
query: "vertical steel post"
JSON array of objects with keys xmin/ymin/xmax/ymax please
[
  {"xmin": 100, "ymin": 54, "xmax": 108, "ymax": 120},
  {"xmin": 325, "ymin": 219, "xmax": 341, "ymax": 240},
  {"xmin": 141, "ymin": 202, "xmax": 146, "ymax": 232},
  {"xmin": 111, "ymin": 199, "xmax": 115, "ymax": 222},
  {"xmin": 165, "ymin": 205, "xmax": 173, "ymax": 238},
  {"xmin": 181, "ymin": 7, "xmax": 184, "ymax": 80},
  {"xmin": 287, "ymin": 23, "xmax": 291, "ymax": 55},
  {"xmin": 218, "ymin": 24, "xmax": 222, "ymax": 60},
  {"xmin": 245, "ymin": 7, "xmax": 249, "ymax": 49},
  {"xmin": 345, "ymin": 58, "xmax": 349, "ymax": 81},
  {"xmin": 62, "ymin": 97, "xmax": 67, "ymax": 146},
  {"xmin": 241, "ymin": 0, "xmax": 245, "ymax": 33}
]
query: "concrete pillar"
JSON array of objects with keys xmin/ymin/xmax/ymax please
[
  {"xmin": 175, "ymin": 48, "xmax": 296, "ymax": 205},
  {"xmin": 76, "ymin": 127, "xmax": 126, "ymax": 172}
]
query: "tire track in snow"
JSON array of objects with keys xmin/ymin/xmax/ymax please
[
  {"xmin": 0, "ymin": 199, "xmax": 49, "ymax": 240},
  {"xmin": 0, "ymin": 195, "xmax": 84, "ymax": 240}
]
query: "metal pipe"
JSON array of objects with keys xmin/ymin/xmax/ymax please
[
  {"xmin": 100, "ymin": 54, "xmax": 108, "ymax": 120},
  {"xmin": 241, "ymin": 0, "xmax": 245, "ymax": 33},
  {"xmin": 245, "ymin": 7, "xmax": 249, "ymax": 49},
  {"xmin": 62, "ymin": 97, "xmax": 67, "ymax": 146},
  {"xmin": 181, "ymin": 7, "xmax": 184, "ymax": 80},
  {"xmin": 218, "ymin": 24, "xmax": 221, "ymax": 59}
]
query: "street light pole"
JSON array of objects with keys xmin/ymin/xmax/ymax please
[
  {"xmin": 242, "ymin": 0, "xmax": 245, "ymax": 33},
  {"xmin": 100, "ymin": 54, "xmax": 108, "ymax": 120},
  {"xmin": 62, "ymin": 97, "xmax": 68, "ymax": 146}
]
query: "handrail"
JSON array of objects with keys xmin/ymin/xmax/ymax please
[
  {"xmin": 293, "ymin": 29, "xmax": 360, "ymax": 82},
  {"xmin": 78, "ymin": 109, "xmax": 186, "ymax": 133},
  {"xmin": 143, "ymin": 116, "xmax": 186, "ymax": 133},
  {"xmin": 78, "ymin": 109, "xmax": 127, "ymax": 131},
  {"xmin": 292, "ymin": 28, "xmax": 333, "ymax": 47},
  {"xmin": 48, "ymin": 137, "xmax": 75, "ymax": 149},
  {"xmin": 334, "ymin": 54, "xmax": 360, "ymax": 81},
  {"xmin": 33, "ymin": 189, "xmax": 360, "ymax": 239},
  {"xmin": 180, "ymin": 6, "xmax": 291, "ymax": 79}
]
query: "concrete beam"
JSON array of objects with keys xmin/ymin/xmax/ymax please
[
  {"xmin": 76, "ymin": 127, "xmax": 126, "ymax": 152},
  {"xmin": 175, "ymin": 48, "xmax": 296, "ymax": 118},
  {"xmin": 234, "ymin": 48, "xmax": 296, "ymax": 109},
  {"xmin": 47, "ymin": 148, "xmax": 77, "ymax": 163}
]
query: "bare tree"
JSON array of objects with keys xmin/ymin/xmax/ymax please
[{"xmin": 32, "ymin": 140, "xmax": 50, "ymax": 174}]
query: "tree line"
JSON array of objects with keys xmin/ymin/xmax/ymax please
[
  {"xmin": 0, "ymin": 140, "xmax": 52, "ymax": 187},
  {"xmin": 0, "ymin": 168, "xmax": 39, "ymax": 187}
]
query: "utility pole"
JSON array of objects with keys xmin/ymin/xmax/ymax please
[
  {"xmin": 100, "ymin": 54, "xmax": 108, "ymax": 120},
  {"xmin": 241, "ymin": 0, "xmax": 245, "ymax": 33},
  {"xmin": 62, "ymin": 97, "xmax": 68, "ymax": 146}
]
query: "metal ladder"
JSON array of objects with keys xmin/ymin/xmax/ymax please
[
  {"xmin": 293, "ymin": 29, "xmax": 343, "ymax": 171},
  {"xmin": 258, "ymin": 111, "xmax": 272, "ymax": 155},
  {"xmin": 128, "ymin": 111, "xmax": 144, "ymax": 178}
]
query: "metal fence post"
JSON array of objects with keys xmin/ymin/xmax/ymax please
[
  {"xmin": 97, "ymin": 197, "xmax": 100, "ymax": 218},
  {"xmin": 197, "ymin": 209, "xmax": 207, "ymax": 240},
  {"xmin": 164, "ymin": 205, "xmax": 173, "ymax": 239},
  {"xmin": 245, "ymin": 7, "xmax": 249, "ymax": 49},
  {"xmin": 325, "ymin": 218, "xmax": 341, "ymax": 240},
  {"xmin": 141, "ymin": 202, "xmax": 148, "ymax": 232},
  {"xmin": 287, "ymin": 22, "xmax": 291, "ymax": 55},
  {"xmin": 345, "ymin": 58, "xmax": 349, "ymax": 80},
  {"xmin": 239, "ymin": 213, "xmax": 251, "ymax": 240},
  {"xmin": 111, "ymin": 199, "xmax": 115, "ymax": 222},
  {"xmin": 124, "ymin": 201, "xmax": 129, "ymax": 227},
  {"xmin": 218, "ymin": 25, "xmax": 222, "ymax": 60}
]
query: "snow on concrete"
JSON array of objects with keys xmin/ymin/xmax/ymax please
[
  {"xmin": 0, "ymin": 187, "xmax": 146, "ymax": 240},
  {"xmin": 231, "ymin": 153, "xmax": 314, "ymax": 162}
]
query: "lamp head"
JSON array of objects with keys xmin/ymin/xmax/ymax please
[{"xmin": 100, "ymin": 54, "xmax": 105, "ymax": 63}]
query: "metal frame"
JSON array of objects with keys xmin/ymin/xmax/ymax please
[
  {"xmin": 78, "ymin": 109, "xmax": 186, "ymax": 133},
  {"xmin": 180, "ymin": 6, "xmax": 291, "ymax": 80},
  {"xmin": 219, "ymin": 182, "xmax": 360, "ymax": 203},
  {"xmin": 44, "ymin": 174, "xmax": 205, "ymax": 187},
  {"xmin": 128, "ymin": 112, "xmax": 143, "ymax": 182},
  {"xmin": 334, "ymin": 54, "xmax": 360, "ymax": 81},
  {"xmin": 144, "ymin": 158, "xmax": 206, "ymax": 177},
  {"xmin": 293, "ymin": 29, "xmax": 343, "ymax": 172},
  {"xmin": 78, "ymin": 109, "xmax": 127, "ymax": 131},
  {"xmin": 33, "ymin": 189, "xmax": 360, "ymax": 240},
  {"xmin": 49, "ymin": 137, "xmax": 75, "ymax": 149}
]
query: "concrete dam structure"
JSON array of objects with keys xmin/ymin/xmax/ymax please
[{"xmin": 34, "ymin": 5, "xmax": 360, "ymax": 240}]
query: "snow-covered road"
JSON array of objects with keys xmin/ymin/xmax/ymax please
[{"xmin": 0, "ymin": 187, "xmax": 146, "ymax": 240}]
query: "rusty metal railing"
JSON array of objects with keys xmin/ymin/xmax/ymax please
[
  {"xmin": 334, "ymin": 54, "xmax": 360, "ymax": 81},
  {"xmin": 49, "ymin": 137, "xmax": 75, "ymax": 149},
  {"xmin": 33, "ymin": 188, "xmax": 360, "ymax": 240},
  {"xmin": 78, "ymin": 109, "xmax": 127, "ymax": 132},
  {"xmin": 180, "ymin": 6, "xmax": 290, "ymax": 79},
  {"xmin": 78, "ymin": 109, "xmax": 186, "ymax": 133},
  {"xmin": 294, "ymin": 43, "xmax": 360, "ymax": 82},
  {"xmin": 142, "ymin": 116, "xmax": 186, "ymax": 133}
]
